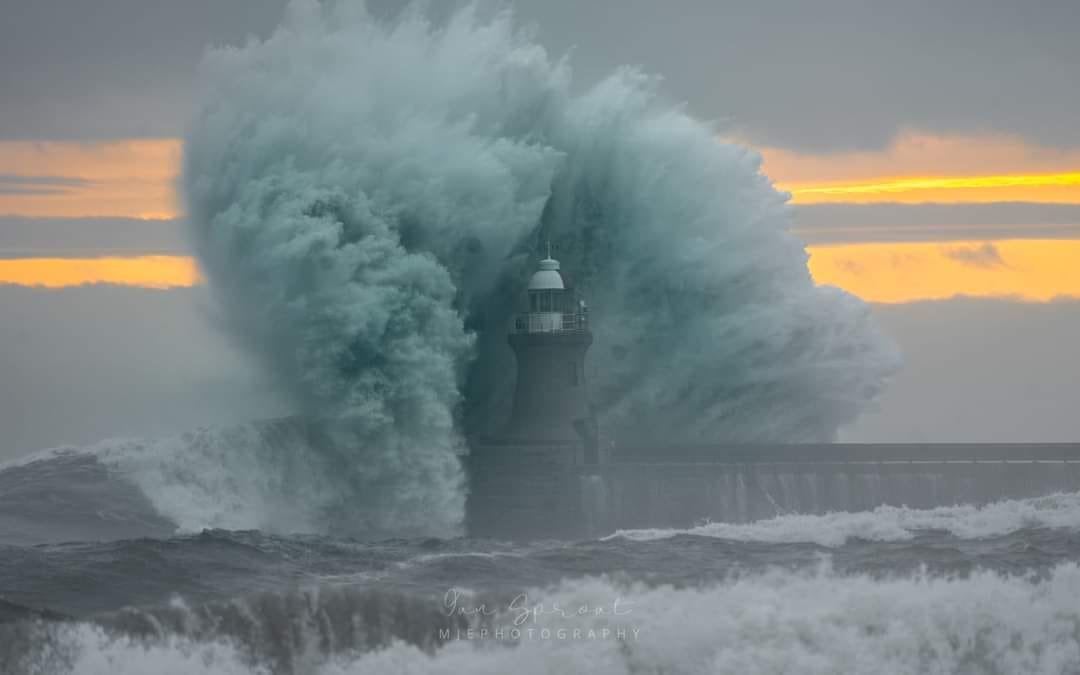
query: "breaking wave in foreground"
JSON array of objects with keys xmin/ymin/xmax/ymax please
[
  {"xmin": 7, "ymin": 567, "xmax": 1080, "ymax": 675},
  {"xmin": 0, "ymin": 420, "xmax": 368, "ymax": 543},
  {"xmin": 181, "ymin": 1, "xmax": 897, "ymax": 535}
]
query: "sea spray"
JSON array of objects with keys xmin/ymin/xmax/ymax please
[
  {"xmin": 8, "ymin": 565, "xmax": 1080, "ymax": 674},
  {"xmin": 183, "ymin": 2, "xmax": 897, "ymax": 535}
]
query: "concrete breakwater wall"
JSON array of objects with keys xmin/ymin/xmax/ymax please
[
  {"xmin": 583, "ymin": 443, "xmax": 1080, "ymax": 535},
  {"xmin": 466, "ymin": 443, "xmax": 1080, "ymax": 539}
]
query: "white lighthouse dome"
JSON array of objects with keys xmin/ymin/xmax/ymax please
[{"xmin": 528, "ymin": 256, "xmax": 565, "ymax": 291}]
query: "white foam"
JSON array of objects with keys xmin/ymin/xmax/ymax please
[
  {"xmin": 29, "ymin": 565, "xmax": 1080, "ymax": 675},
  {"xmin": 606, "ymin": 491, "xmax": 1080, "ymax": 546},
  {"xmin": 92, "ymin": 423, "xmax": 340, "ymax": 535},
  {"xmin": 408, "ymin": 550, "xmax": 530, "ymax": 565},
  {"xmin": 0, "ymin": 422, "xmax": 330, "ymax": 536},
  {"xmin": 0, "ymin": 425, "xmax": 325, "ymax": 537},
  {"xmin": 0, "ymin": 420, "xmax": 450, "ymax": 537},
  {"xmin": 31, "ymin": 624, "xmax": 267, "ymax": 675}
]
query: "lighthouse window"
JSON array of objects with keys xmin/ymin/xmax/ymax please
[
  {"xmin": 530, "ymin": 293, "xmax": 539, "ymax": 312},
  {"xmin": 568, "ymin": 360, "xmax": 578, "ymax": 386}
]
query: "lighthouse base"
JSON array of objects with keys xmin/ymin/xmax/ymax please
[{"xmin": 464, "ymin": 438, "xmax": 597, "ymax": 540}]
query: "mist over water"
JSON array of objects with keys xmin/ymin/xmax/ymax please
[{"xmin": 183, "ymin": 1, "xmax": 897, "ymax": 535}]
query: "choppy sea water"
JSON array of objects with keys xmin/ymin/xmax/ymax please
[{"xmin": 4, "ymin": 446, "xmax": 1080, "ymax": 674}]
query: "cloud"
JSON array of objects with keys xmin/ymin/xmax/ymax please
[
  {"xmin": 943, "ymin": 243, "xmax": 1007, "ymax": 269},
  {"xmin": 509, "ymin": 0, "xmax": 1080, "ymax": 151},
  {"xmin": 0, "ymin": 174, "xmax": 94, "ymax": 196},
  {"xmin": 0, "ymin": 140, "xmax": 180, "ymax": 218},
  {"xmin": 834, "ymin": 259, "xmax": 866, "ymax": 277},
  {"xmin": 0, "ymin": 0, "xmax": 290, "ymax": 141},
  {"xmin": 2, "ymin": 1, "xmax": 1079, "ymax": 151},
  {"xmin": 792, "ymin": 203, "xmax": 1080, "ymax": 244},
  {"xmin": 760, "ymin": 132, "xmax": 1080, "ymax": 206},
  {"xmin": 760, "ymin": 133, "xmax": 1080, "ymax": 184},
  {"xmin": 0, "ymin": 217, "xmax": 188, "ymax": 258}
]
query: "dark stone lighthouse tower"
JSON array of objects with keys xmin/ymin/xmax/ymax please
[
  {"xmin": 465, "ymin": 250, "xmax": 599, "ymax": 539},
  {"xmin": 505, "ymin": 253, "xmax": 594, "ymax": 443}
]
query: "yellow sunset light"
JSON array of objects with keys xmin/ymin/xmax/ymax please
[
  {"xmin": 0, "ymin": 256, "xmax": 199, "ymax": 289},
  {"xmin": 784, "ymin": 173, "xmax": 1080, "ymax": 204},
  {"xmin": 807, "ymin": 239, "xmax": 1080, "ymax": 303},
  {"xmin": 2, "ymin": 240, "xmax": 1079, "ymax": 305}
]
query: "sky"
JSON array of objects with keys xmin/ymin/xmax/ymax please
[{"xmin": 1, "ymin": 0, "xmax": 1080, "ymax": 455}]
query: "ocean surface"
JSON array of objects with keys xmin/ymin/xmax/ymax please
[{"xmin": 4, "ymin": 440, "xmax": 1080, "ymax": 674}]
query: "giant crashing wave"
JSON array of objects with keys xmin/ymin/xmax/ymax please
[{"xmin": 181, "ymin": 1, "xmax": 898, "ymax": 537}]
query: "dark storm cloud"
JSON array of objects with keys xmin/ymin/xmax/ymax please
[
  {"xmin": 0, "ymin": 0, "xmax": 290, "ymax": 139},
  {"xmin": 1, "ymin": 0, "xmax": 1078, "ymax": 150},
  {"xmin": 0, "ymin": 217, "xmax": 188, "ymax": 258},
  {"xmin": 508, "ymin": 0, "xmax": 1080, "ymax": 151},
  {"xmin": 792, "ymin": 203, "xmax": 1080, "ymax": 243}
]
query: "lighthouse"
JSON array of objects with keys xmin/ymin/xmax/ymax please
[
  {"xmin": 465, "ymin": 248, "xmax": 600, "ymax": 538},
  {"xmin": 504, "ymin": 250, "xmax": 595, "ymax": 444}
]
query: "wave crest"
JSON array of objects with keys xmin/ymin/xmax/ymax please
[
  {"xmin": 182, "ymin": 2, "xmax": 896, "ymax": 533},
  {"xmin": 8, "ymin": 565, "xmax": 1080, "ymax": 674}
]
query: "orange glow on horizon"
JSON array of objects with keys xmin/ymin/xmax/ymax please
[
  {"xmin": 783, "ymin": 172, "xmax": 1080, "ymax": 204},
  {"xmin": 0, "ymin": 139, "xmax": 181, "ymax": 219},
  {"xmin": 757, "ymin": 132, "xmax": 1080, "ymax": 205},
  {"xmin": 0, "ymin": 133, "xmax": 1078, "ymax": 219},
  {"xmin": 0, "ymin": 132, "xmax": 1078, "ymax": 221},
  {"xmin": 807, "ymin": 239, "xmax": 1080, "ymax": 303},
  {"xmin": 1, "ymin": 134, "xmax": 1079, "ymax": 303},
  {"xmin": 0, "ymin": 256, "xmax": 199, "ymax": 289},
  {"xmin": 3, "ymin": 241, "xmax": 1079, "ymax": 304}
]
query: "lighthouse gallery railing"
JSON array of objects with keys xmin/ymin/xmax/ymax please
[{"xmin": 513, "ymin": 312, "xmax": 589, "ymax": 334}]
